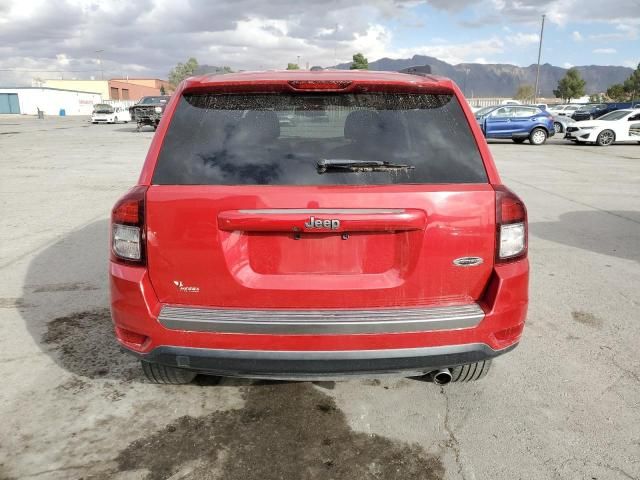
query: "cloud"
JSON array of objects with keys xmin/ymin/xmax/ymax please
[
  {"xmin": 442, "ymin": 0, "xmax": 640, "ymax": 26},
  {"xmin": 0, "ymin": 0, "xmax": 637, "ymax": 85},
  {"xmin": 0, "ymin": 0, "xmax": 510, "ymax": 84},
  {"xmin": 395, "ymin": 37, "xmax": 505, "ymax": 64},
  {"xmin": 0, "ymin": 0, "xmax": 405, "ymax": 83},
  {"xmin": 423, "ymin": 0, "xmax": 483, "ymax": 11},
  {"xmin": 506, "ymin": 32, "xmax": 540, "ymax": 46},
  {"xmin": 593, "ymin": 48, "xmax": 617, "ymax": 54},
  {"xmin": 589, "ymin": 22, "xmax": 640, "ymax": 41},
  {"xmin": 571, "ymin": 31, "xmax": 583, "ymax": 41}
]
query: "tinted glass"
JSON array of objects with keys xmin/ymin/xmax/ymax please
[
  {"xmin": 515, "ymin": 107, "xmax": 540, "ymax": 116},
  {"xmin": 153, "ymin": 93, "xmax": 487, "ymax": 185},
  {"xmin": 490, "ymin": 107, "xmax": 516, "ymax": 117},
  {"xmin": 93, "ymin": 104, "xmax": 114, "ymax": 113},
  {"xmin": 599, "ymin": 110, "xmax": 629, "ymax": 121},
  {"xmin": 140, "ymin": 96, "xmax": 169, "ymax": 104},
  {"xmin": 474, "ymin": 106, "xmax": 497, "ymax": 117}
]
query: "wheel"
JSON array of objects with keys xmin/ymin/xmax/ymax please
[
  {"xmin": 553, "ymin": 122, "xmax": 562, "ymax": 134},
  {"xmin": 596, "ymin": 129, "xmax": 615, "ymax": 146},
  {"xmin": 529, "ymin": 128, "xmax": 548, "ymax": 145},
  {"xmin": 450, "ymin": 360, "xmax": 491, "ymax": 382},
  {"xmin": 141, "ymin": 361, "xmax": 197, "ymax": 384},
  {"xmin": 512, "ymin": 138, "xmax": 526, "ymax": 144}
]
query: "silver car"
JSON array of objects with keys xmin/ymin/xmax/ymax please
[{"xmin": 552, "ymin": 115, "xmax": 576, "ymax": 134}]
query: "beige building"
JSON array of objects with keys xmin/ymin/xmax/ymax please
[
  {"xmin": 42, "ymin": 78, "xmax": 172, "ymax": 101},
  {"xmin": 43, "ymin": 80, "xmax": 110, "ymax": 99},
  {"xmin": 110, "ymin": 78, "xmax": 173, "ymax": 92}
]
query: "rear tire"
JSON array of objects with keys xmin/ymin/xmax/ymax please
[
  {"xmin": 450, "ymin": 360, "xmax": 491, "ymax": 382},
  {"xmin": 512, "ymin": 138, "xmax": 526, "ymax": 144},
  {"xmin": 141, "ymin": 361, "xmax": 197, "ymax": 384},
  {"xmin": 553, "ymin": 122, "xmax": 562, "ymax": 134},
  {"xmin": 596, "ymin": 129, "xmax": 615, "ymax": 146},
  {"xmin": 529, "ymin": 128, "xmax": 548, "ymax": 145}
]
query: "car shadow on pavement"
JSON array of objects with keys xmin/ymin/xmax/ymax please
[
  {"xmin": 530, "ymin": 210, "xmax": 640, "ymax": 263},
  {"xmin": 19, "ymin": 219, "xmax": 147, "ymax": 381},
  {"xmin": 18, "ymin": 220, "xmax": 448, "ymax": 480},
  {"xmin": 19, "ymin": 219, "xmax": 338, "ymax": 388},
  {"xmin": 114, "ymin": 126, "xmax": 150, "ymax": 133}
]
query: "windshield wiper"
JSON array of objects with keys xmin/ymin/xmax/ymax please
[{"xmin": 317, "ymin": 158, "xmax": 415, "ymax": 173}]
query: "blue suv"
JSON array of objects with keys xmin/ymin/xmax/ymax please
[{"xmin": 475, "ymin": 105, "xmax": 555, "ymax": 145}]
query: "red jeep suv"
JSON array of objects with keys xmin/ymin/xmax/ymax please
[{"xmin": 109, "ymin": 70, "xmax": 528, "ymax": 385}]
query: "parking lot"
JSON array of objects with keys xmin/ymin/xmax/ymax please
[{"xmin": 0, "ymin": 115, "xmax": 639, "ymax": 480}]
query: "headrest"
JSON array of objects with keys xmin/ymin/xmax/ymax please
[
  {"xmin": 230, "ymin": 110, "xmax": 280, "ymax": 144},
  {"xmin": 344, "ymin": 110, "xmax": 381, "ymax": 142}
]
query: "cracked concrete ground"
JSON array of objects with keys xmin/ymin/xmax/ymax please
[{"xmin": 0, "ymin": 115, "xmax": 639, "ymax": 479}]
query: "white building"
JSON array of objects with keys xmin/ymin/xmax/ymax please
[{"xmin": 0, "ymin": 87, "xmax": 102, "ymax": 115}]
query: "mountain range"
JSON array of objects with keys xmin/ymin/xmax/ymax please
[{"xmin": 333, "ymin": 55, "xmax": 633, "ymax": 98}]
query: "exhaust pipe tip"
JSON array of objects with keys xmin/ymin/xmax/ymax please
[{"xmin": 431, "ymin": 368, "xmax": 452, "ymax": 385}]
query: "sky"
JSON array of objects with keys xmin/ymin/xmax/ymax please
[{"xmin": 0, "ymin": 0, "xmax": 638, "ymax": 85}]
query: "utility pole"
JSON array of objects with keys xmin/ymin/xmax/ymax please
[
  {"xmin": 533, "ymin": 14, "xmax": 545, "ymax": 103},
  {"xmin": 95, "ymin": 49, "xmax": 105, "ymax": 80},
  {"xmin": 463, "ymin": 68, "xmax": 470, "ymax": 97}
]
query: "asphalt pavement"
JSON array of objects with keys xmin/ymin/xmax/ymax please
[{"xmin": 0, "ymin": 115, "xmax": 638, "ymax": 480}]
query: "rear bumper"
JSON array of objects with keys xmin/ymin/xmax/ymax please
[
  {"xmin": 133, "ymin": 342, "xmax": 517, "ymax": 380},
  {"xmin": 156, "ymin": 304, "xmax": 485, "ymax": 335},
  {"xmin": 110, "ymin": 259, "xmax": 528, "ymax": 376}
]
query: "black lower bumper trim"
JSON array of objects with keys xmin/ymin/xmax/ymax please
[{"xmin": 131, "ymin": 343, "xmax": 518, "ymax": 380}]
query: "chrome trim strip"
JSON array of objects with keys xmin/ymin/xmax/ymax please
[
  {"xmin": 158, "ymin": 304, "xmax": 485, "ymax": 334},
  {"xmin": 236, "ymin": 208, "xmax": 406, "ymax": 214}
]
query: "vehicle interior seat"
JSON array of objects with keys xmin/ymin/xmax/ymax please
[{"xmin": 328, "ymin": 110, "xmax": 383, "ymax": 160}]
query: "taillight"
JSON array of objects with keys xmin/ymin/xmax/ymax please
[
  {"xmin": 288, "ymin": 80, "xmax": 352, "ymax": 91},
  {"xmin": 495, "ymin": 185, "xmax": 527, "ymax": 263},
  {"xmin": 111, "ymin": 185, "xmax": 148, "ymax": 264}
]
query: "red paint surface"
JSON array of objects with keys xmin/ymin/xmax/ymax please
[{"xmin": 112, "ymin": 70, "xmax": 527, "ymax": 358}]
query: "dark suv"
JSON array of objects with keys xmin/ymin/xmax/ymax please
[
  {"xmin": 129, "ymin": 95, "xmax": 171, "ymax": 131},
  {"xmin": 572, "ymin": 102, "xmax": 640, "ymax": 121},
  {"xmin": 110, "ymin": 71, "xmax": 529, "ymax": 385},
  {"xmin": 571, "ymin": 104, "xmax": 608, "ymax": 121}
]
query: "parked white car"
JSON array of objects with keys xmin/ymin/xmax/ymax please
[
  {"xmin": 564, "ymin": 108, "xmax": 640, "ymax": 146},
  {"xmin": 551, "ymin": 104, "xmax": 582, "ymax": 116},
  {"xmin": 548, "ymin": 104, "xmax": 569, "ymax": 113},
  {"xmin": 91, "ymin": 104, "xmax": 131, "ymax": 124}
]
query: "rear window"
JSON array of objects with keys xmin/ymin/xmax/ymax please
[{"xmin": 153, "ymin": 93, "xmax": 487, "ymax": 185}]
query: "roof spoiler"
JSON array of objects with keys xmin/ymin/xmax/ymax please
[{"xmin": 398, "ymin": 65, "xmax": 432, "ymax": 76}]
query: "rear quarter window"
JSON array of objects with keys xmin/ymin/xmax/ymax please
[{"xmin": 153, "ymin": 93, "xmax": 487, "ymax": 185}]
